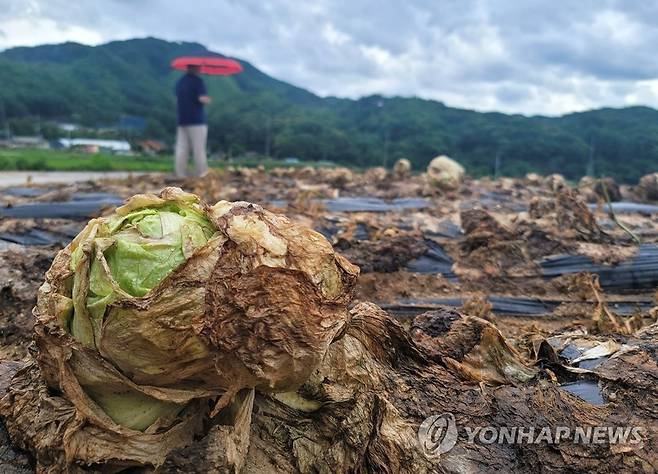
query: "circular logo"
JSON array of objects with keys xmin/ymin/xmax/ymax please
[{"xmin": 418, "ymin": 412, "xmax": 458, "ymax": 459}]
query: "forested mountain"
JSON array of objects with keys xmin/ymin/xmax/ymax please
[{"xmin": 1, "ymin": 37, "xmax": 657, "ymax": 182}]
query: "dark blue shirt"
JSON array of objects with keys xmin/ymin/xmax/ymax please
[{"xmin": 175, "ymin": 74, "xmax": 207, "ymax": 125}]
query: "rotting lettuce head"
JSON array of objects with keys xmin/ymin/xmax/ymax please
[
  {"xmin": 63, "ymin": 192, "xmax": 218, "ymax": 432},
  {"xmin": 33, "ymin": 187, "xmax": 359, "ymax": 468}
]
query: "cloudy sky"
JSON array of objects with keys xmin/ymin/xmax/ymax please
[{"xmin": 2, "ymin": 0, "xmax": 658, "ymax": 116}]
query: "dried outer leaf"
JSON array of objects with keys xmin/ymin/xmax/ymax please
[
  {"xmin": 411, "ymin": 308, "xmax": 537, "ymax": 384},
  {"xmin": 571, "ymin": 340, "xmax": 622, "ymax": 364},
  {"xmin": 32, "ymin": 312, "xmax": 215, "ymax": 441},
  {"xmin": 0, "ymin": 362, "xmax": 247, "ymax": 472},
  {"xmin": 198, "ymin": 200, "xmax": 359, "ymax": 392},
  {"xmin": 162, "ymin": 388, "xmax": 255, "ymax": 473},
  {"xmin": 443, "ymin": 325, "xmax": 537, "ymax": 384}
]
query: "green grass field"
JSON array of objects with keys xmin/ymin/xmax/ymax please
[
  {"xmin": 0, "ymin": 148, "xmax": 173, "ymax": 172},
  {"xmin": 0, "ymin": 148, "xmax": 333, "ymax": 172}
]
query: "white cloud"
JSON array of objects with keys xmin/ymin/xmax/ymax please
[
  {"xmin": 0, "ymin": 17, "xmax": 103, "ymax": 50},
  {"xmin": 1, "ymin": 0, "xmax": 658, "ymax": 115},
  {"xmin": 322, "ymin": 23, "xmax": 350, "ymax": 46}
]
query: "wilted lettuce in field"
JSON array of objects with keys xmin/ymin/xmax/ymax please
[
  {"xmin": 32, "ymin": 187, "xmax": 359, "ymax": 468},
  {"xmin": 63, "ymin": 198, "xmax": 219, "ymax": 430}
]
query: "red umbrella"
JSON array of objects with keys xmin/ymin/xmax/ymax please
[{"xmin": 170, "ymin": 56, "xmax": 243, "ymax": 76}]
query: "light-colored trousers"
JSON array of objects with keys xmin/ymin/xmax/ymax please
[{"xmin": 175, "ymin": 124, "xmax": 209, "ymax": 178}]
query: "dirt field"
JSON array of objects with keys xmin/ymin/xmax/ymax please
[{"xmin": 1, "ymin": 167, "xmax": 657, "ymax": 472}]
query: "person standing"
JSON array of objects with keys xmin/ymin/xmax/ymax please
[{"xmin": 174, "ymin": 64, "xmax": 211, "ymax": 177}]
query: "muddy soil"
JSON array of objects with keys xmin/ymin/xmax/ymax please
[{"xmin": 1, "ymin": 169, "xmax": 657, "ymax": 472}]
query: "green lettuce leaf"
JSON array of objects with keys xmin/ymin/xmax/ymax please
[
  {"xmin": 102, "ymin": 206, "xmax": 215, "ymax": 297},
  {"xmin": 69, "ymin": 204, "xmax": 215, "ymax": 347}
]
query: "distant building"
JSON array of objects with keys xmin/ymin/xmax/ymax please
[
  {"xmin": 82, "ymin": 144, "xmax": 100, "ymax": 154},
  {"xmin": 136, "ymin": 139, "xmax": 167, "ymax": 155},
  {"xmin": 57, "ymin": 138, "xmax": 131, "ymax": 153},
  {"xmin": 56, "ymin": 122, "xmax": 82, "ymax": 132},
  {"xmin": 9, "ymin": 136, "xmax": 50, "ymax": 149}
]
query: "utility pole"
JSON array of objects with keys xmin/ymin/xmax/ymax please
[
  {"xmin": 383, "ymin": 127, "xmax": 390, "ymax": 168},
  {"xmin": 264, "ymin": 113, "xmax": 272, "ymax": 158},
  {"xmin": 377, "ymin": 99, "xmax": 388, "ymax": 168},
  {"xmin": 494, "ymin": 150, "xmax": 502, "ymax": 179},
  {"xmin": 0, "ymin": 100, "xmax": 9, "ymax": 139}
]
